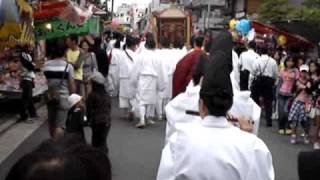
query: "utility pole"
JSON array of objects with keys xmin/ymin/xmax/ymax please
[
  {"xmin": 111, "ymin": 0, "xmax": 114, "ymax": 18},
  {"xmin": 206, "ymin": 0, "xmax": 211, "ymax": 29}
]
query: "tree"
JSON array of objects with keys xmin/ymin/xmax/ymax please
[
  {"xmin": 300, "ymin": 0, "xmax": 320, "ymax": 27},
  {"xmin": 257, "ymin": 0, "xmax": 298, "ymax": 23}
]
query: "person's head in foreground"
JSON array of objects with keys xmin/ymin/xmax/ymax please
[
  {"xmin": 199, "ymin": 31, "xmax": 234, "ymax": 118},
  {"xmin": 5, "ymin": 135, "xmax": 111, "ymax": 180}
]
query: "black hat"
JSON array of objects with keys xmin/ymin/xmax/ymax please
[
  {"xmin": 200, "ymin": 32, "xmax": 234, "ymax": 116},
  {"xmin": 209, "ymin": 31, "xmax": 233, "ymax": 73}
]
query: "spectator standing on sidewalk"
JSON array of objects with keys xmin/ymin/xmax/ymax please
[
  {"xmin": 66, "ymin": 34, "xmax": 82, "ymax": 95},
  {"xmin": 288, "ymin": 65, "xmax": 312, "ymax": 144},
  {"xmin": 77, "ymin": 39, "xmax": 98, "ymax": 100},
  {"xmin": 87, "ymin": 72, "xmax": 111, "ymax": 154},
  {"xmin": 43, "ymin": 39, "xmax": 75, "ymax": 140},
  {"xmin": 18, "ymin": 48, "xmax": 38, "ymax": 122},
  {"xmin": 277, "ymin": 56, "xmax": 299, "ymax": 135}
]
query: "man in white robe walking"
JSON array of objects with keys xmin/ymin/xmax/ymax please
[{"xmin": 130, "ymin": 33, "xmax": 166, "ymax": 128}]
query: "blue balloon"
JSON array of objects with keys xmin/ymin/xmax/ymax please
[{"xmin": 235, "ymin": 19, "xmax": 251, "ymax": 36}]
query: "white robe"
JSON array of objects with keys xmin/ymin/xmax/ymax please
[
  {"xmin": 164, "ymin": 75, "xmax": 262, "ymax": 141},
  {"xmin": 118, "ymin": 49, "xmax": 136, "ymax": 99},
  {"xmin": 130, "ymin": 49, "xmax": 167, "ymax": 105},
  {"xmin": 157, "ymin": 116, "xmax": 275, "ymax": 180},
  {"xmin": 107, "ymin": 48, "xmax": 122, "ymax": 96}
]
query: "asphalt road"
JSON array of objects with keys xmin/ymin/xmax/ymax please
[{"xmin": 0, "ymin": 98, "xmax": 313, "ymax": 180}]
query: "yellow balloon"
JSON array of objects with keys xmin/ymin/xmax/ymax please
[
  {"xmin": 231, "ymin": 30, "xmax": 238, "ymax": 41},
  {"xmin": 278, "ymin": 35, "xmax": 287, "ymax": 46},
  {"xmin": 229, "ymin": 19, "xmax": 237, "ymax": 30}
]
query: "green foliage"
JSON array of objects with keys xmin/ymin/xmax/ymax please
[
  {"xmin": 257, "ymin": 0, "xmax": 320, "ymax": 27},
  {"xmin": 300, "ymin": 0, "xmax": 320, "ymax": 27},
  {"xmin": 257, "ymin": 0, "xmax": 298, "ymax": 22},
  {"xmin": 303, "ymin": 0, "xmax": 320, "ymax": 8}
]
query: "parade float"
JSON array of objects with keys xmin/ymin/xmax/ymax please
[{"xmin": 150, "ymin": 7, "xmax": 192, "ymax": 46}]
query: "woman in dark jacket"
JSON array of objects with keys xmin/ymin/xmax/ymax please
[{"xmin": 87, "ymin": 72, "xmax": 111, "ymax": 154}]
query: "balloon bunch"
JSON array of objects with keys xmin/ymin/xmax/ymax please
[{"xmin": 229, "ymin": 19, "xmax": 255, "ymax": 42}]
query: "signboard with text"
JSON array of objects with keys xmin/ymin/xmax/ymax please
[{"xmin": 35, "ymin": 16, "xmax": 100, "ymax": 40}]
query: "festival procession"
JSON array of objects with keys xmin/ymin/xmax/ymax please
[{"xmin": 0, "ymin": 0, "xmax": 320, "ymax": 180}]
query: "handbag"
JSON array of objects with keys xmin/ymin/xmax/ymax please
[{"xmin": 46, "ymin": 63, "xmax": 68, "ymax": 106}]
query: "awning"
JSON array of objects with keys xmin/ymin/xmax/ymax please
[
  {"xmin": 272, "ymin": 21, "xmax": 320, "ymax": 44},
  {"xmin": 251, "ymin": 21, "xmax": 314, "ymax": 50}
]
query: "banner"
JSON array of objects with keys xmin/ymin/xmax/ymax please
[
  {"xmin": 35, "ymin": 16, "xmax": 100, "ymax": 40},
  {"xmin": 0, "ymin": 0, "xmax": 34, "ymax": 50}
]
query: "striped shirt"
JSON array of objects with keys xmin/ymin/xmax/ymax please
[{"xmin": 43, "ymin": 59, "xmax": 74, "ymax": 96}]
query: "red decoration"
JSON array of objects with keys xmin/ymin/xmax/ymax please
[
  {"xmin": 251, "ymin": 21, "xmax": 314, "ymax": 50},
  {"xmin": 33, "ymin": 1, "xmax": 68, "ymax": 20}
]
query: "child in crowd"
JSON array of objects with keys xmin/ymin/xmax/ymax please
[
  {"xmin": 277, "ymin": 56, "xmax": 299, "ymax": 135},
  {"xmin": 66, "ymin": 94, "xmax": 85, "ymax": 141},
  {"xmin": 309, "ymin": 61, "xmax": 320, "ymax": 149},
  {"xmin": 87, "ymin": 72, "xmax": 111, "ymax": 154},
  {"xmin": 288, "ymin": 65, "xmax": 312, "ymax": 144}
]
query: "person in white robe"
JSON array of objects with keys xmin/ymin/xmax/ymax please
[
  {"xmin": 155, "ymin": 37, "xmax": 175, "ymax": 120},
  {"xmin": 238, "ymin": 41, "xmax": 260, "ymax": 90},
  {"xmin": 118, "ymin": 36, "xmax": 139, "ymax": 119},
  {"xmin": 130, "ymin": 33, "xmax": 167, "ymax": 128},
  {"xmin": 157, "ymin": 32, "xmax": 274, "ymax": 180},
  {"xmin": 106, "ymin": 39, "xmax": 123, "ymax": 97}
]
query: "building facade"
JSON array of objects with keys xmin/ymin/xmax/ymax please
[{"xmin": 183, "ymin": 0, "xmax": 246, "ymax": 30}]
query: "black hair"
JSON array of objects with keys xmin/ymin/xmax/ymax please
[
  {"xmin": 91, "ymin": 81, "xmax": 107, "ymax": 94},
  {"xmin": 248, "ymin": 41, "xmax": 256, "ymax": 50},
  {"xmin": 200, "ymin": 93, "xmax": 233, "ymax": 117},
  {"xmin": 193, "ymin": 53, "xmax": 208, "ymax": 85},
  {"xmin": 173, "ymin": 38, "xmax": 184, "ymax": 49},
  {"xmin": 94, "ymin": 37, "xmax": 102, "ymax": 47},
  {"xmin": 46, "ymin": 39, "xmax": 67, "ymax": 59},
  {"xmin": 160, "ymin": 36, "xmax": 170, "ymax": 48},
  {"xmin": 194, "ymin": 35, "xmax": 204, "ymax": 48},
  {"xmin": 258, "ymin": 45, "xmax": 269, "ymax": 55},
  {"xmin": 79, "ymin": 39, "xmax": 92, "ymax": 51},
  {"xmin": 68, "ymin": 34, "xmax": 78, "ymax": 43},
  {"xmin": 189, "ymin": 36, "xmax": 195, "ymax": 49},
  {"xmin": 114, "ymin": 39, "xmax": 121, "ymax": 49},
  {"xmin": 5, "ymin": 135, "xmax": 111, "ymax": 180},
  {"xmin": 284, "ymin": 55, "xmax": 296, "ymax": 68},
  {"xmin": 125, "ymin": 35, "xmax": 137, "ymax": 49},
  {"xmin": 309, "ymin": 61, "xmax": 320, "ymax": 75},
  {"xmin": 145, "ymin": 33, "xmax": 156, "ymax": 49}
]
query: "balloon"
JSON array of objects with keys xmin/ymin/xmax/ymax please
[
  {"xmin": 277, "ymin": 35, "xmax": 287, "ymax": 46},
  {"xmin": 235, "ymin": 19, "xmax": 251, "ymax": 36},
  {"xmin": 231, "ymin": 31, "xmax": 238, "ymax": 41},
  {"xmin": 229, "ymin": 19, "xmax": 237, "ymax": 30},
  {"xmin": 246, "ymin": 29, "xmax": 256, "ymax": 42}
]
